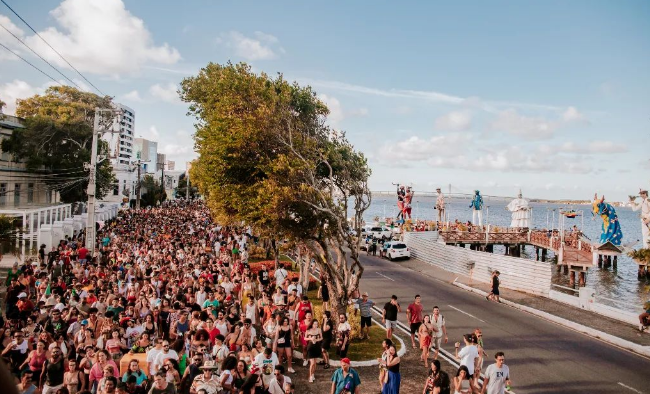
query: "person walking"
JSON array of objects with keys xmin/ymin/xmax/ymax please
[
  {"xmin": 355, "ymin": 292, "xmax": 375, "ymax": 340},
  {"xmin": 430, "ymin": 306, "xmax": 447, "ymax": 360},
  {"xmin": 378, "ymin": 339, "xmax": 392, "ymax": 393},
  {"xmin": 407, "ymin": 295, "xmax": 424, "ymax": 349},
  {"xmin": 423, "ymin": 360, "xmax": 450, "ymax": 394},
  {"xmin": 330, "ymin": 358, "xmax": 361, "ymax": 394},
  {"xmin": 382, "ymin": 296, "xmax": 401, "ymax": 340},
  {"xmin": 418, "ymin": 315, "xmax": 434, "ymax": 367},
  {"xmin": 380, "ymin": 345, "xmax": 401, "ymax": 394},
  {"xmin": 480, "ymin": 352, "xmax": 511, "ymax": 394},
  {"xmin": 486, "ymin": 271, "xmax": 501, "ymax": 303},
  {"xmin": 455, "ymin": 334, "xmax": 479, "ymax": 385}
]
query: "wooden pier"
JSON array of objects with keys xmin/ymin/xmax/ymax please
[{"xmin": 438, "ymin": 227, "xmax": 620, "ymax": 287}]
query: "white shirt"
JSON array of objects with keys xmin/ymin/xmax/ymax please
[
  {"xmin": 146, "ymin": 347, "xmax": 162, "ymax": 374},
  {"xmin": 287, "ymin": 284, "xmax": 303, "ymax": 297},
  {"xmin": 484, "ymin": 363, "xmax": 510, "ymax": 394},
  {"xmin": 254, "ymin": 352, "xmax": 279, "ymax": 386},
  {"xmin": 458, "ymin": 345, "xmax": 479, "ymax": 375},
  {"xmin": 268, "ymin": 375, "xmax": 291, "ymax": 394},
  {"xmin": 274, "ymin": 268, "xmax": 288, "ymax": 286}
]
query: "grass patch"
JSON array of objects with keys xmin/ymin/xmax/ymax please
[{"xmin": 305, "ymin": 289, "xmax": 402, "ymax": 362}]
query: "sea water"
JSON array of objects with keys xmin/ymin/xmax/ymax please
[{"xmin": 363, "ymin": 196, "xmax": 649, "ymax": 313}]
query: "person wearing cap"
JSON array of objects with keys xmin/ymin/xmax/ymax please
[
  {"xmin": 330, "ymin": 357, "xmax": 361, "ymax": 394},
  {"xmin": 17, "ymin": 292, "xmax": 35, "ymax": 318},
  {"xmin": 355, "ymin": 292, "xmax": 375, "ymax": 340},
  {"xmin": 190, "ymin": 360, "xmax": 220, "ymax": 394}
]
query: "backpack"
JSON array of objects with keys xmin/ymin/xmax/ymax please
[{"xmin": 439, "ymin": 371, "xmax": 451, "ymax": 394}]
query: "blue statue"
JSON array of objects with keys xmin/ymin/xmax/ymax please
[
  {"xmin": 592, "ymin": 194, "xmax": 623, "ymax": 245},
  {"xmin": 469, "ymin": 190, "xmax": 484, "ymax": 225}
]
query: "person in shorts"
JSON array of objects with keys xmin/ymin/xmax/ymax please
[
  {"xmin": 355, "ymin": 292, "xmax": 375, "ymax": 340},
  {"xmin": 407, "ymin": 294, "xmax": 424, "ymax": 349},
  {"xmin": 430, "ymin": 306, "xmax": 447, "ymax": 360},
  {"xmin": 382, "ymin": 295, "xmax": 401, "ymax": 340}
]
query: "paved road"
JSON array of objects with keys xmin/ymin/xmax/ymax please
[{"xmin": 357, "ymin": 253, "xmax": 650, "ymax": 394}]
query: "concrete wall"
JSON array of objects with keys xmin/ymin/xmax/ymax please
[
  {"xmin": 404, "ymin": 231, "xmax": 553, "ymax": 296},
  {"xmin": 549, "ymin": 288, "xmax": 640, "ymax": 326}
]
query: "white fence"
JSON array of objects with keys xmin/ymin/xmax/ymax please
[
  {"xmin": 403, "ymin": 231, "xmax": 552, "ymax": 296},
  {"xmin": 548, "ymin": 287, "xmax": 640, "ymax": 326}
]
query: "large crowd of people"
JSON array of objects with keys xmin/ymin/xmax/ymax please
[{"xmin": 1, "ymin": 199, "xmax": 512, "ymax": 394}]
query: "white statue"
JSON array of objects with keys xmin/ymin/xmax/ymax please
[
  {"xmin": 435, "ymin": 188, "xmax": 445, "ymax": 223},
  {"xmin": 506, "ymin": 190, "xmax": 530, "ymax": 228},
  {"xmin": 630, "ymin": 189, "xmax": 650, "ymax": 248}
]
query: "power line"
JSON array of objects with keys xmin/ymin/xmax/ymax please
[
  {"xmin": 0, "ymin": 0, "xmax": 106, "ymax": 96},
  {"xmin": 0, "ymin": 40, "xmax": 61, "ymax": 85},
  {"xmin": 0, "ymin": 21, "xmax": 83, "ymax": 90}
]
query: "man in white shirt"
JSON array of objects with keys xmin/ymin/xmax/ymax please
[
  {"xmin": 146, "ymin": 339, "xmax": 164, "ymax": 376},
  {"xmin": 220, "ymin": 277, "xmax": 234, "ymax": 295},
  {"xmin": 153, "ymin": 340, "xmax": 178, "ymax": 374},
  {"xmin": 254, "ymin": 348, "xmax": 279, "ymax": 388},
  {"xmin": 267, "ymin": 365, "xmax": 291, "ymax": 394},
  {"xmin": 274, "ymin": 264, "xmax": 288, "ymax": 288},
  {"xmin": 287, "ymin": 278, "xmax": 303, "ymax": 298},
  {"xmin": 481, "ymin": 352, "xmax": 511, "ymax": 394}
]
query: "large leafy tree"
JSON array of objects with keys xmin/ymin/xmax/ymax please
[
  {"xmin": 180, "ymin": 62, "xmax": 371, "ymax": 313},
  {"xmin": 1, "ymin": 86, "xmax": 115, "ymax": 203}
]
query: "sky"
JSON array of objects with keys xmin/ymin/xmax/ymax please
[{"xmin": 0, "ymin": 0, "xmax": 648, "ymax": 201}]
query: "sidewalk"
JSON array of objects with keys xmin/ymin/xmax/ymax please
[{"xmin": 395, "ymin": 257, "xmax": 650, "ymax": 348}]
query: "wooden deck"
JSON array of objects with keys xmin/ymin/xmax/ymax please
[{"xmin": 438, "ymin": 228, "xmax": 595, "ymax": 267}]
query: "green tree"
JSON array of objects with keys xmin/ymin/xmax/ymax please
[
  {"xmin": 175, "ymin": 173, "xmax": 198, "ymax": 199},
  {"xmin": 0, "ymin": 86, "xmax": 115, "ymax": 203},
  {"xmin": 180, "ymin": 62, "xmax": 371, "ymax": 313},
  {"xmin": 140, "ymin": 174, "xmax": 167, "ymax": 207}
]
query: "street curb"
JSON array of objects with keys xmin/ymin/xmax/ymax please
[{"xmin": 452, "ymin": 280, "xmax": 650, "ymax": 359}]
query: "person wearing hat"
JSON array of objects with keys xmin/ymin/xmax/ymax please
[
  {"xmin": 330, "ymin": 357, "xmax": 361, "ymax": 394},
  {"xmin": 355, "ymin": 292, "xmax": 375, "ymax": 340},
  {"xmin": 190, "ymin": 361, "xmax": 220, "ymax": 394},
  {"xmin": 631, "ymin": 189, "xmax": 650, "ymax": 248},
  {"xmin": 17, "ymin": 292, "xmax": 35, "ymax": 319}
]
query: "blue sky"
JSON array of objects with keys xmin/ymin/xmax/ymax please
[{"xmin": 0, "ymin": 0, "xmax": 648, "ymax": 200}]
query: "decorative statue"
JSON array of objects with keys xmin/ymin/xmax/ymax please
[
  {"xmin": 592, "ymin": 194, "xmax": 623, "ymax": 246},
  {"xmin": 403, "ymin": 186, "xmax": 414, "ymax": 220},
  {"xmin": 469, "ymin": 190, "xmax": 484, "ymax": 226},
  {"xmin": 435, "ymin": 188, "xmax": 445, "ymax": 223},
  {"xmin": 506, "ymin": 190, "xmax": 530, "ymax": 228},
  {"xmin": 630, "ymin": 189, "xmax": 650, "ymax": 248},
  {"xmin": 396, "ymin": 185, "xmax": 405, "ymax": 221}
]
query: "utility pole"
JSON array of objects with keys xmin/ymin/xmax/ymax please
[
  {"xmin": 86, "ymin": 107, "xmax": 120, "ymax": 258},
  {"xmin": 85, "ymin": 112, "xmax": 100, "ymax": 256}
]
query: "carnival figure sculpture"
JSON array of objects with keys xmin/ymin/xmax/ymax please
[
  {"xmin": 469, "ymin": 190, "xmax": 484, "ymax": 226},
  {"xmin": 630, "ymin": 189, "xmax": 650, "ymax": 248},
  {"xmin": 403, "ymin": 186, "xmax": 414, "ymax": 220},
  {"xmin": 396, "ymin": 185, "xmax": 405, "ymax": 220},
  {"xmin": 435, "ymin": 188, "xmax": 445, "ymax": 223},
  {"xmin": 592, "ymin": 194, "xmax": 623, "ymax": 246},
  {"xmin": 506, "ymin": 190, "xmax": 530, "ymax": 228}
]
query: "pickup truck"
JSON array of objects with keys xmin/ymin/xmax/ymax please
[{"xmin": 369, "ymin": 226, "xmax": 392, "ymax": 240}]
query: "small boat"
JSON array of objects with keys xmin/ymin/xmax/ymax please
[{"xmin": 562, "ymin": 210, "xmax": 579, "ymax": 218}]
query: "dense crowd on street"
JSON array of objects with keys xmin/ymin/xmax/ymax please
[{"xmin": 1, "ymin": 200, "xmax": 511, "ymax": 394}]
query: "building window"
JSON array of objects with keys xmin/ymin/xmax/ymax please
[
  {"xmin": 0, "ymin": 183, "xmax": 6, "ymax": 206},
  {"xmin": 14, "ymin": 183, "xmax": 20, "ymax": 206},
  {"xmin": 28, "ymin": 183, "xmax": 34, "ymax": 203}
]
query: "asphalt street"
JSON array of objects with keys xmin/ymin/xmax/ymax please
[{"xmin": 357, "ymin": 253, "xmax": 650, "ymax": 394}]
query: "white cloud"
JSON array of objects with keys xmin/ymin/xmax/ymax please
[
  {"xmin": 22, "ymin": 0, "xmax": 180, "ymax": 76},
  {"xmin": 490, "ymin": 109, "xmax": 557, "ymax": 140},
  {"xmin": 218, "ymin": 31, "xmax": 280, "ymax": 61},
  {"xmin": 318, "ymin": 94, "xmax": 368, "ymax": 127},
  {"xmin": 379, "ymin": 133, "xmax": 472, "ymax": 163},
  {"xmin": 434, "ymin": 110, "xmax": 472, "ymax": 131},
  {"xmin": 562, "ymin": 106, "xmax": 586, "ymax": 123},
  {"xmin": 160, "ymin": 143, "xmax": 192, "ymax": 156},
  {"xmin": 121, "ymin": 90, "xmax": 142, "ymax": 102},
  {"xmin": 0, "ymin": 79, "xmax": 48, "ymax": 114},
  {"xmin": 149, "ymin": 83, "xmax": 180, "ymax": 104},
  {"xmin": 0, "ymin": 14, "xmax": 25, "ymax": 61},
  {"xmin": 559, "ymin": 140, "xmax": 627, "ymax": 154}
]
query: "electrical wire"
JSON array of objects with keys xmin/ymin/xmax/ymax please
[
  {"xmin": 0, "ymin": 20, "xmax": 82, "ymax": 90},
  {"xmin": 0, "ymin": 40, "xmax": 61, "ymax": 85},
  {"xmin": 0, "ymin": 0, "xmax": 106, "ymax": 96}
]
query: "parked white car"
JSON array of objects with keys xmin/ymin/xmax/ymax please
[
  {"xmin": 386, "ymin": 242, "xmax": 410, "ymax": 260},
  {"xmin": 369, "ymin": 226, "xmax": 392, "ymax": 240}
]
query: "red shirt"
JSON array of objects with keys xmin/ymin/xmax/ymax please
[
  {"xmin": 407, "ymin": 302, "xmax": 423, "ymax": 324},
  {"xmin": 78, "ymin": 247, "xmax": 89, "ymax": 260}
]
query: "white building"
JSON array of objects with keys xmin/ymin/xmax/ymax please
[{"xmin": 102, "ymin": 103, "xmax": 137, "ymax": 204}]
